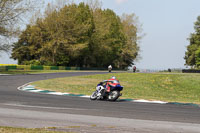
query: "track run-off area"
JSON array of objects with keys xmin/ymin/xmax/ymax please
[{"xmin": 0, "ymin": 72, "xmax": 200, "ymax": 133}]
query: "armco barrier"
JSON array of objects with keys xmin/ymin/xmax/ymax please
[
  {"xmin": 1, "ymin": 65, "xmax": 122, "ymax": 71},
  {"xmin": 6, "ymin": 66, "xmax": 17, "ymax": 70},
  {"xmin": 50, "ymin": 66, "xmax": 59, "ymax": 70},
  {"xmin": 31, "ymin": 65, "xmax": 43, "ymax": 70},
  {"xmin": 43, "ymin": 66, "xmax": 51, "ymax": 70},
  {"xmin": 80, "ymin": 67, "xmax": 106, "ymax": 70},
  {"xmin": 71, "ymin": 67, "xmax": 80, "ymax": 70},
  {"xmin": 182, "ymin": 69, "xmax": 200, "ymax": 73},
  {"xmin": 59, "ymin": 66, "xmax": 66, "ymax": 70},
  {"xmin": 17, "ymin": 65, "xmax": 24, "ymax": 70},
  {"xmin": 17, "ymin": 65, "xmax": 31, "ymax": 70},
  {"xmin": 0, "ymin": 66, "xmax": 6, "ymax": 71},
  {"xmin": 66, "ymin": 67, "xmax": 71, "ymax": 70}
]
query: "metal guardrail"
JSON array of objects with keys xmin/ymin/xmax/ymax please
[
  {"xmin": 0, "ymin": 65, "xmax": 81, "ymax": 71},
  {"xmin": 0, "ymin": 64, "xmax": 124, "ymax": 71},
  {"xmin": 0, "ymin": 65, "xmax": 120, "ymax": 71}
]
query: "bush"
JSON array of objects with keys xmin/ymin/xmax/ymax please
[{"xmin": 23, "ymin": 60, "xmax": 41, "ymax": 65}]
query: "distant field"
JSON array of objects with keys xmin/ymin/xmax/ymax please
[{"xmin": 32, "ymin": 72, "xmax": 200, "ymax": 104}]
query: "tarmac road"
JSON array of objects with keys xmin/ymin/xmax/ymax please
[{"xmin": 0, "ymin": 72, "xmax": 200, "ymax": 133}]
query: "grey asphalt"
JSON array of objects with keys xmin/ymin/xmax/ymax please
[{"xmin": 0, "ymin": 72, "xmax": 200, "ymax": 132}]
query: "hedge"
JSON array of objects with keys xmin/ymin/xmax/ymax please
[{"xmin": 182, "ymin": 69, "xmax": 200, "ymax": 73}]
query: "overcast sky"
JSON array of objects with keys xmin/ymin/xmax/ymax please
[{"xmin": 1, "ymin": 0, "xmax": 200, "ymax": 69}]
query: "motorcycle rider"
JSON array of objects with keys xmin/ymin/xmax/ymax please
[
  {"xmin": 108, "ymin": 65, "xmax": 112, "ymax": 72},
  {"xmin": 105, "ymin": 76, "xmax": 119, "ymax": 92},
  {"xmin": 98, "ymin": 76, "xmax": 119, "ymax": 98}
]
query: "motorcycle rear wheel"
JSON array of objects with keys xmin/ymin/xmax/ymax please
[
  {"xmin": 90, "ymin": 91, "xmax": 98, "ymax": 100},
  {"xmin": 108, "ymin": 90, "xmax": 120, "ymax": 101}
]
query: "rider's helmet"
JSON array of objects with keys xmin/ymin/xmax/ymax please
[
  {"xmin": 111, "ymin": 76, "xmax": 116, "ymax": 79},
  {"xmin": 108, "ymin": 76, "xmax": 120, "ymax": 85}
]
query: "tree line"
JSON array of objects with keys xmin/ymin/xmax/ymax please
[{"xmin": 11, "ymin": 2, "xmax": 140, "ymax": 69}]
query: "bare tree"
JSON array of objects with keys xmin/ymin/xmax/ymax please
[
  {"xmin": 86, "ymin": 0, "xmax": 102, "ymax": 11},
  {"xmin": 0, "ymin": 0, "xmax": 41, "ymax": 53}
]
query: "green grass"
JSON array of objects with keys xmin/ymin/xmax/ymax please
[
  {"xmin": 0, "ymin": 126, "xmax": 68, "ymax": 133},
  {"xmin": 32, "ymin": 73, "xmax": 200, "ymax": 104}
]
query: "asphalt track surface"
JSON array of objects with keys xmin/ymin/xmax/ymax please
[{"xmin": 0, "ymin": 72, "xmax": 200, "ymax": 133}]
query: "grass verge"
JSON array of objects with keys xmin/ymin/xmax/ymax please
[
  {"xmin": 32, "ymin": 73, "xmax": 200, "ymax": 104},
  {"xmin": 0, "ymin": 126, "xmax": 67, "ymax": 133}
]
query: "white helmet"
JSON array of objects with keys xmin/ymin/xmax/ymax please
[{"xmin": 111, "ymin": 76, "xmax": 116, "ymax": 79}]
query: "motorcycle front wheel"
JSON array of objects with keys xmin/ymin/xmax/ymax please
[
  {"xmin": 90, "ymin": 91, "xmax": 98, "ymax": 100},
  {"xmin": 108, "ymin": 90, "xmax": 120, "ymax": 101}
]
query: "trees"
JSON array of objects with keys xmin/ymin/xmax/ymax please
[
  {"xmin": 11, "ymin": 2, "xmax": 141, "ymax": 69},
  {"xmin": 120, "ymin": 13, "xmax": 140, "ymax": 68},
  {"xmin": 87, "ymin": 8, "xmax": 126, "ymax": 68},
  {"xmin": 0, "ymin": 0, "xmax": 40, "ymax": 53},
  {"xmin": 12, "ymin": 2, "xmax": 94, "ymax": 66},
  {"xmin": 184, "ymin": 16, "xmax": 200, "ymax": 68}
]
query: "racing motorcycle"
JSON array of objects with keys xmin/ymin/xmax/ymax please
[
  {"xmin": 108, "ymin": 67, "xmax": 112, "ymax": 72},
  {"xmin": 90, "ymin": 79, "xmax": 123, "ymax": 101}
]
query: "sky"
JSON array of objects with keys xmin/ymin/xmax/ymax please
[{"xmin": 1, "ymin": 0, "xmax": 200, "ymax": 70}]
